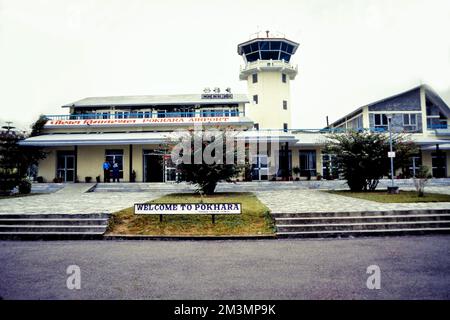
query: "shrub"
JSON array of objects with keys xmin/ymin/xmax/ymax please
[
  {"xmin": 85, "ymin": 176, "xmax": 92, "ymax": 183},
  {"xmin": 18, "ymin": 179, "xmax": 32, "ymax": 194},
  {"xmin": 169, "ymin": 130, "xmax": 243, "ymax": 194},
  {"xmin": 325, "ymin": 131, "xmax": 418, "ymax": 192},
  {"xmin": 413, "ymin": 165, "xmax": 432, "ymax": 197}
]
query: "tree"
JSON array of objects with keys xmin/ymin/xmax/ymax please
[
  {"xmin": 169, "ymin": 129, "xmax": 244, "ymax": 195},
  {"xmin": 0, "ymin": 117, "xmax": 47, "ymax": 194},
  {"xmin": 324, "ymin": 131, "xmax": 418, "ymax": 192}
]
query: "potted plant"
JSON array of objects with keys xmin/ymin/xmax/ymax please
[
  {"xmin": 130, "ymin": 170, "xmax": 136, "ymax": 182},
  {"xmin": 95, "ymin": 175, "xmax": 101, "ymax": 183},
  {"xmin": 316, "ymin": 172, "xmax": 322, "ymax": 181},
  {"xmin": 85, "ymin": 176, "xmax": 92, "ymax": 183},
  {"xmin": 292, "ymin": 166, "xmax": 301, "ymax": 181}
]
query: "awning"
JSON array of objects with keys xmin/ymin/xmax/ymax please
[
  {"xmin": 235, "ymin": 130, "xmax": 298, "ymax": 143},
  {"xmin": 19, "ymin": 132, "xmax": 173, "ymax": 146},
  {"xmin": 421, "ymin": 143, "xmax": 450, "ymax": 151}
]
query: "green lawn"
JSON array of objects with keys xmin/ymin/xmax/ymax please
[
  {"xmin": 328, "ymin": 190, "xmax": 450, "ymax": 203},
  {"xmin": 107, "ymin": 192, "xmax": 275, "ymax": 236}
]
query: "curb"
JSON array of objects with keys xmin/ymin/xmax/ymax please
[{"xmin": 103, "ymin": 234, "xmax": 277, "ymax": 241}]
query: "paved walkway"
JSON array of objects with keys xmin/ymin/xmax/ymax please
[
  {"xmin": 0, "ymin": 184, "xmax": 167, "ymax": 214},
  {"xmin": 255, "ymin": 189, "xmax": 450, "ymax": 213},
  {"xmin": 2, "ymin": 182, "xmax": 450, "ymax": 214}
]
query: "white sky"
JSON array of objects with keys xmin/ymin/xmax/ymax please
[{"xmin": 1, "ymin": 0, "xmax": 450, "ymax": 130}]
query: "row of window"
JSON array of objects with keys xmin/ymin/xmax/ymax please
[
  {"xmin": 252, "ymin": 73, "xmax": 287, "ymax": 83},
  {"xmin": 373, "ymin": 113, "xmax": 419, "ymax": 132},
  {"xmin": 70, "ymin": 109, "xmax": 240, "ymax": 119},
  {"xmin": 252, "ymin": 95, "xmax": 288, "ymax": 110},
  {"xmin": 303, "ymin": 152, "xmax": 446, "ymax": 179},
  {"xmin": 253, "ymin": 123, "xmax": 288, "ymax": 132}
]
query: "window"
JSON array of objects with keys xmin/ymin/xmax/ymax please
[
  {"xmin": 252, "ymin": 73, "xmax": 258, "ymax": 83},
  {"xmin": 300, "ymin": 150, "xmax": 316, "ymax": 177},
  {"xmin": 322, "ymin": 154, "xmax": 338, "ymax": 180},
  {"xmin": 408, "ymin": 154, "xmax": 422, "ymax": 178},
  {"xmin": 282, "ymin": 73, "xmax": 287, "ymax": 83},
  {"xmin": 157, "ymin": 110, "xmax": 166, "ymax": 118},
  {"xmin": 283, "ymin": 123, "xmax": 288, "ymax": 132},
  {"xmin": 253, "ymin": 95, "xmax": 258, "ymax": 104},
  {"xmin": 374, "ymin": 114, "xmax": 388, "ymax": 130},
  {"xmin": 105, "ymin": 150, "xmax": 124, "ymax": 179},
  {"xmin": 403, "ymin": 114, "xmax": 418, "ymax": 132},
  {"xmin": 283, "ymin": 100, "xmax": 288, "ymax": 110}
]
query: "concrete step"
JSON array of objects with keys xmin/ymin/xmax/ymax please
[
  {"xmin": 0, "ymin": 219, "xmax": 108, "ymax": 225},
  {"xmin": 0, "ymin": 213, "xmax": 110, "ymax": 219},
  {"xmin": 272, "ymin": 209, "xmax": 450, "ymax": 238},
  {"xmin": 275, "ymin": 214, "xmax": 450, "ymax": 224},
  {"xmin": 277, "ymin": 221, "xmax": 450, "ymax": 232},
  {"xmin": 0, "ymin": 225, "xmax": 107, "ymax": 233},
  {"xmin": 0, "ymin": 213, "xmax": 111, "ymax": 240},
  {"xmin": 271, "ymin": 209, "xmax": 450, "ymax": 218},
  {"xmin": 277, "ymin": 227, "xmax": 450, "ymax": 238},
  {"xmin": 0, "ymin": 232, "xmax": 104, "ymax": 240}
]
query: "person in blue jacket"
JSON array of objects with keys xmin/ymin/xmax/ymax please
[
  {"xmin": 103, "ymin": 159, "xmax": 111, "ymax": 183},
  {"xmin": 112, "ymin": 162, "xmax": 120, "ymax": 183}
]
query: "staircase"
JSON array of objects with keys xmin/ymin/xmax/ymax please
[
  {"xmin": 0, "ymin": 213, "xmax": 111, "ymax": 240},
  {"xmin": 273, "ymin": 209, "xmax": 450, "ymax": 238}
]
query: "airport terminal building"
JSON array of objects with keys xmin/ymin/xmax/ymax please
[{"xmin": 21, "ymin": 33, "xmax": 450, "ymax": 182}]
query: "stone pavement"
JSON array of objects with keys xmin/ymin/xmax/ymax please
[
  {"xmin": 0, "ymin": 184, "xmax": 168, "ymax": 214},
  {"xmin": 2, "ymin": 182, "xmax": 449, "ymax": 215},
  {"xmin": 255, "ymin": 189, "xmax": 450, "ymax": 213}
]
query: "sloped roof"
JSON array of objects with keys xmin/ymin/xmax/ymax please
[
  {"xmin": 329, "ymin": 84, "xmax": 450, "ymax": 127},
  {"xmin": 62, "ymin": 94, "xmax": 249, "ymax": 108}
]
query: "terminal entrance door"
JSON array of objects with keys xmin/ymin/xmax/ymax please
[
  {"xmin": 143, "ymin": 151, "xmax": 164, "ymax": 182},
  {"xmin": 56, "ymin": 151, "xmax": 75, "ymax": 182},
  {"xmin": 143, "ymin": 151, "xmax": 179, "ymax": 182},
  {"xmin": 251, "ymin": 155, "xmax": 269, "ymax": 180}
]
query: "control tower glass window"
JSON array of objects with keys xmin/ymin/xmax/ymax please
[{"xmin": 238, "ymin": 38, "xmax": 299, "ymax": 63}]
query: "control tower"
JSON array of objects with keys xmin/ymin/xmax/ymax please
[{"xmin": 238, "ymin": 31, "xmax": 299, "ymax": 131}]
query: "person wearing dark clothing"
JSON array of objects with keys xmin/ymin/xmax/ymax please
[
  {"xmin": 103, "ymin": 160, "xmax": 111, "ymax": 183},
  {"xmin": 112, "ymin": 162, "xmax": 120, "ymax": 183}
]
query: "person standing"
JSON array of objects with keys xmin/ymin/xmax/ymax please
[
  {"xmin": 103, "ymin": 159, "xmax": 111, "ymax": 183},
  {"xmin": 112, "ymin": 162, "xmax": 120, "ymax": 183}
]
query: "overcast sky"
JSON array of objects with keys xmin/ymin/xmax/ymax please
[{"xmin": 1, "ymin": 0, "xmax": 450, "ymax": 131}]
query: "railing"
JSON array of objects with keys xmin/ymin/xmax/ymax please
[
  {"xmin": 45, "ymin": 110, "xmax": 245, "ymax": 120},
  {"xmin": 240, "ymin": 59, "xmax": 297, "ymax": 72},
  {"xmin": 427, "ymin": 124, "xmax": 448, "ymax": 130}
]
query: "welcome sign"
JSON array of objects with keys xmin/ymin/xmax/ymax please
[{"xmin": 134, "ymin": 203, "xmax": 242, "ymax": 215}]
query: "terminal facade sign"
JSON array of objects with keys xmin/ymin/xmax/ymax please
[
  {"xmin": 201, "ymin": 93, "xmax": 233, "ymax": 99},
  {"xmin": 44, "ymin": 116, "xmax": 240, "ymax": 127}
]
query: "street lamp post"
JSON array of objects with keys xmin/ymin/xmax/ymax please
[{"xmin": 387, "ymin": 115, "xmax": 399, "ymax": 194}]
